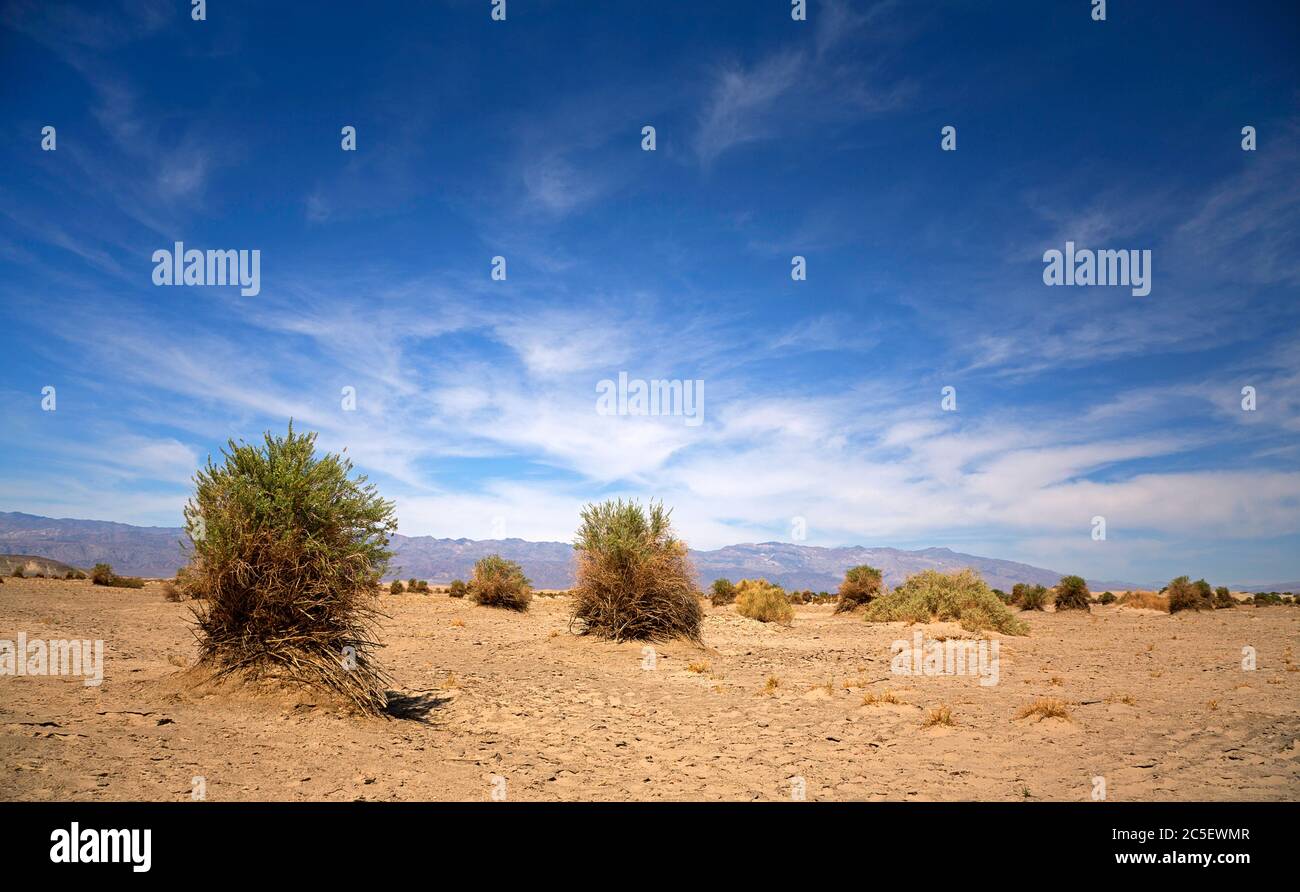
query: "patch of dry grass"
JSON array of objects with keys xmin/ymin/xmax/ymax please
[
  {"xmin": 922, "ymin": 705, "xmax": 954, "ymax": 727},
  {"xmin": 1015, "ymin": 698, "xmax": 1072, "ymax": 722}
]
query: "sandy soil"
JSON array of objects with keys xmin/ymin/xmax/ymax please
[{"xmin": 2, "ymin": 578, "xmax": 1298, "ymax": 801}]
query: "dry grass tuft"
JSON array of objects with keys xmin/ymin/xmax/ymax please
[
  {"xmin": 923, "ymin": 705, "xmax": 954, "ymax": 727},
  {"xmin": 1118, "ymin": 590, "xmax": 1170, "ymax": 612},
  {"xmin": 1015, "ymin": 698, "xmax": 1072, "ymax": 721},
  {"xmin": 862, "ymin": 690, "xmax": 904, "ymax": 706}
]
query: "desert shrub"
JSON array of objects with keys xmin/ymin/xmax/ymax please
[
  {"xmin": 992, "ymin": 588, "xmax": 1010, "ymax": 604},
  {"xmin": 709, "ymin": 578, "xmax": 737, "ymax": 606},
  {"xmin": 65, "ymin": 570, "xmax": 75, "ymax": 580},
  {"xmin": 835, "ymin": 564, "xmax": 883, "ymax": 613},
  {"xmin": 1098, "ymin": 591, "xmax": 1117, "ymax": 605},
  {"xmin": 570, "ymin": 499, "xmax": 703, "ymax": 642},
  {"xmin": 162, "ymin": 581, "xmax": 183, "ymax": 602},
  {"xmin": 734, "ymin": 578, "xmax": 794, "ymax": 624},
  {"xmin": 90, "ymin": 562, "xmax": 144, "ymax": 589},
  {"xmin": 1194, "ymin": 578, "xmax": 1213, "ymax": 602},
  {"xmin": 863, "ymin": 569, "xmax": 1028, "ymax": 635},
  {"xmin": 389, "ymin": 580, "xmax": 405, "ymax": 595},
  {"xmin": 448, "ymin": 579, "xmax": 467, "ymax": 598},
  {"xmin": 468, "ymin": 554, "xmax": 532, "ymax": 611},
  {"xmin": 1118, "ymin": 590, "xmax": 1170, "ymax": 612},
  {"xmin": 1053, "ymin": 575, "xmax": 1091, "ymax": 611},
  {"xmin": 1017, "ymin": 584, "xmax": 1048, "ymax": 611},
  {"xmin": 11, "ymin": 565, "xmax": 23, "ymax": 578},
  {"xmin": 1213, "ymin": 586, "xmax": 1235, "ymax": 609},
  {"xmin": 182, "ymin": 425, "xmax": 397, "ymax": 715},
  {"xmin": 1167, "ymin": 576, "xmax": 1208, "ymax": 613}
]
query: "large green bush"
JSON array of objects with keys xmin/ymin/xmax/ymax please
[
  {"xmin": 863, "ymin": 569, "xmax": 1028, "ymax": 635},
  {"xmin": 570, "ymin": 499, "xmax": 703, "ymax": 642},
  {"xmin": 182, "ymin": 425, "xmax": 397, "ymax": 714}
]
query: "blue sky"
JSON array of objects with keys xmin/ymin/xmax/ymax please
[{"xmin": 1, "ymin": 0, "xmax": 1298, "ymax": 585}]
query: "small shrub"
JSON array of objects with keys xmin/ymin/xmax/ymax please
[
  {"xmin": 448, "ymin": 579, "xmax": 467, "ymax": 598},
  {"xmin": 1167, "ymin": 576, "xmax": 1208, "ymax": 613},
  {"xmin": 162, "ymin": 581, "xmax": 183, "ymax": 602},
  {"xmin": 1097, "ymin": 591, "xmax": 1117, "ymax": 605},
  {"xmin": 709, "ymin": 578, "xmax": 736, "ymax": 606},
  {"xmin": 11, "ymin": 565, "xmax": 23, "ymax": 578},
  {"xmin": 865, "ymin": 569, "xmax": 1028, "ymax": 635},
  {"xmin": 389, "ymin": 580, "xmax": 405, "ymax": 595},
  {"xmin": 1053, "ymin": 575, "xmax": 1091, "ymax": 611},
  {"xmin": 835, "ymin": 564, "xmax": 883, "ymax": 613},
  {"xmin": 468, "ymin": 554, "xmax": 532, "ymax": 611},
  {"xmin": 1213, "ymin": 586, "xmax": 1235, "ymax": 609},
  {"xmin": 1017, "ymin": 584, "xmax": 1048, "ymax": 611},
  {"xmin": 992, "ymin": 588, "xmax": 1010, "ymax": 604},
  {"xmin": 411, "ymin": 579, "xmax": 430, "ymax": 594},
  {"xmin": 734, "ymin": 578, "xmax": 794, "ymax": 624},
  {"xmin": 570, "ymin": 499, "xmax": 703, "ymax": 642},
  {"xmin": 90, "ymin": 562, "xmax": 145, "ymax": 589}
]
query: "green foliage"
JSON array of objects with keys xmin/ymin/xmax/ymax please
[
  {"xmin": 1097, "ymin": 591, "xmax": 1117, "ymax": 605},
  {"xmin": 448, "ymin": 579, "xmax": 467, "ymax": 598},
  {"xmin": 468, "ymin": 554, "xmax": 532, "ymax": 611},
  {"xmin": 1053, "ymin": 575, "xmax": 1091, "ymax": 611},
  {"xmin": 182, "ymin": 424, "xmax": 397, "ymax": 714},
  {"xmin": 1213, "ymin": 586, "xmax": 1235, "ymax": 609},
  {"xmin": 90, "ymin": 562, "xmax": 144, "ymax": 589},
  {"xmin": 863, "ymin": 569, "xmax": 1029, "ymax": 635},
  {"xmin": 570, "ymin": 499, "xmax": 703, "ymax": 642},
  {"xmin": 389, "ymin": 580, "xmax": 405, "ymax": 595},
  {"xmin": 1016, "ymin": 584, "xmax": 1048, "ymax": 611},
  {"xmin": 1167, "ymin": 576, "xmax": 1209, "ymax": 613},
  {"xmin": 709, "ymin": 578, "xmax": 737, "ymax": 606},
  {"xmin": 835, "ymin": 564, "xmax": 883, "ymax": 613},
  {"xmin": 734, "ymin": 578, "xmax": 794, "ymax": 623}
]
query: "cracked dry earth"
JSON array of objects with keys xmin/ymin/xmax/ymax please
[{"xmin": 1, "ymin": 577, "xmax": 1298, "ymax": 801}]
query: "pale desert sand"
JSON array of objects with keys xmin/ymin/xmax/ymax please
[{"xmin": 1, "ymin": 577, "xmax": 1297, "ymax": 801}]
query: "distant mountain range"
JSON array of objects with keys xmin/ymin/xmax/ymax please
[
  {"xmin": 11, "ymin": 509, "xmax": 1289, "ymax": 593},
  {"xmin": 0, "ymin": 509, "xmax": 1162, "ymax": 591}
]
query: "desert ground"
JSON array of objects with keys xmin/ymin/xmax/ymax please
[{"xmin": 1, "ymin": 577, "xmax": 1298, "ymax": 801}]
